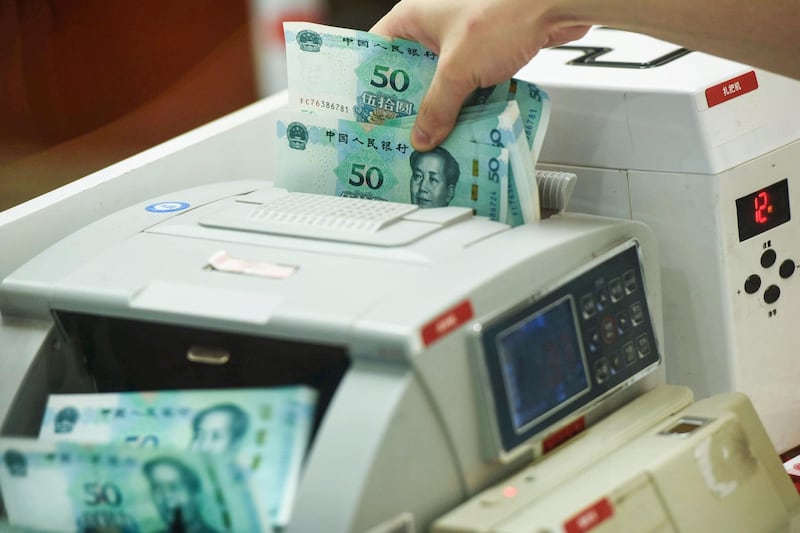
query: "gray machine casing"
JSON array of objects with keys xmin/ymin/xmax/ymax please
[{"xmin": 0, "ymin": 180, "xmax": 664, "ymax": 532}]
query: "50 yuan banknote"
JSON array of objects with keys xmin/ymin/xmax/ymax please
[
  {"xmin": 38, "ymin": 386, "xmax": 317, "ymax": 529},
  {"xmin": 284, "ymin": 21, "xmax": 551, "ymax": 153},
  {"xmin": 275, "ymin": 111, "xmax": 510, "ymax": 223},
  {"xmin": 285, "ymin": 22, "xmax": 437, "ymax": 124},
  {"xmin": 0, "ymin": 437, "xmax": 262, "ymax": 532}
]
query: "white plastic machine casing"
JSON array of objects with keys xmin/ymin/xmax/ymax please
[
  {"xmin": 0, "ymin": 178, "xmax": 665, "ymax": 531},
  {"xmin": 516, "ymin": 26, "xmax": 800, "ymax": 453},
  {"xmin": 433, "ymin": 389, "xmax": 800, "ymax": 533}
]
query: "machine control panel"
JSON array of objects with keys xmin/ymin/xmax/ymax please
[
  {"xmin": 474, "ymin": 240, "xmax": 660, "ymax": 455},
  {"xmin": 736, "ymin": 178, "xmax": 797, "ymax": 309}
]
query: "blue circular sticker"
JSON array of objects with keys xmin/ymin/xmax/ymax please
[{"xmin": 145, "ymin": 201, "xmax": 190, "ymax": 213}]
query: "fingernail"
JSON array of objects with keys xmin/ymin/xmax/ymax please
[{"xmin": 412, "ymin": 124, "xmax": 433, "ymax": 151}]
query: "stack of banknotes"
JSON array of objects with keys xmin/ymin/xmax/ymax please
[
  {"xmin": 277, "ymin": 22, "xmax": 552, "ymax": 226},
  {"xmin": 0, "ymin": 387, "xmax": 317, "ymax": 532}
]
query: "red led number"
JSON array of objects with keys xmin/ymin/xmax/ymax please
[{"xmin": 754, "ymin": 191, "xmax": 772, "ymax": 224}]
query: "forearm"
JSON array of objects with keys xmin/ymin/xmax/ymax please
[
  {"xmin": 556, "ymin": 0, "xmax": 800, "ymax": 78},
  {"xmin": 370, "ymin": 0, "xmax": 800, "ymax": 150}
]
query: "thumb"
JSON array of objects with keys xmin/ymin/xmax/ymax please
[{"xmin": 411, "ymin": 63, "xmax": 476, "ymax": 151}]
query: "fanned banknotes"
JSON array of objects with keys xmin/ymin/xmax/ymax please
[
  {"xmin": 0, "ymin": 437, "xmax": 262, "ymax": 532},
  {"xmin": 275, "ymin": 110, "xmax": 509, "ymax": 223},
  {"xmin": 36, "ymin": 387, "xmax": 317, "ymax": 529},
  {"xmin": 479, "ymin": 79, "xmax": 551, "ymax": 162},
  {"xmin": 282, "ymin": 21, "xmax": 552, "ymax": 224},
  {"xmin": 386, "ymin": 100, "xmax": 537, "ymax": 225}
]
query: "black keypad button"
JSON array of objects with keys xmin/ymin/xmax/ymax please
[
  {"xmin": 764, "ymin": 285, "xmax": 781, "ymax": 305},
  {"xmin": 609, "ymin": 277, "xmax": 624, "ymax": 302},
  {"xmin": 636, "ymin": 334, "xmax": 651, "ymax": 357},
  {"xmin": 629, "ymin": 301, "xmax": 645, "ymax": 326},
  {"xmin": 744, "ymin": 274, "xmax": 762, "ymax": 294},
  {"xmin": 623, "ymin": 342, "xmax": 637, "ymax": 365},
  {"xmin": 780, "ymin": 259, "xmax": 796, "ymax": 279},
  {"xmin": 761, "ymin": 249, "xmax": 777, "ymax": 268},
  {"xmin": 622, "ymin": 269, "xmax": 638, "ymax": 294}
]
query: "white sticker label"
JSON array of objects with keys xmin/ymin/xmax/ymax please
[{"xmin": 208, "ymin": 250, "xmax": 297, "ymax": 280}]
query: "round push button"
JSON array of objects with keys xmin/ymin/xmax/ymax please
[
  {"xmin": 764, "ymin": 285, "xmax": 781, "ymax": 305},
  {"xmin": 744, "ymin": 275, "xmax": 762, "ymax": 294},
  {"xmin": 780, "ymin": 259, "xmax": 796, "ymax": 279},
  {"xmin": 761, "ymin": 249, "xmax": 777, "ymax": 268}
]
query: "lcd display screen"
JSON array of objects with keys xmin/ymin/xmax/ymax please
[
  {"xmin": 735, "ymin": 178, "xmax": 790, "ymax": 242},
  {"xmin": 496, "ymin": 296, "xmax": 589, "ymax": 433}
]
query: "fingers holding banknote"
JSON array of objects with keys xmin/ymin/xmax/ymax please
[{"xmin": 371, "ymin": 0, "xmax": 589, "ymax": 151}]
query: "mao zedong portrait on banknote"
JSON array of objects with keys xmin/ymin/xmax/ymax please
[
  {"xmin": 142, "ymin": 455, "xmax": 221, "ymax": 533},
  {"xmin": 409, "ymin": 147, "xmax": 460, "ymax": 208},
  {"xmin": 188, "ymin": 403, "xmax": 250, "ymax": 455}
]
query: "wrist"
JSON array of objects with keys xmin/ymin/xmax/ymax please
[{"xmin": 544, "ymin": 0, "xmax": 609, "ymax": 28}]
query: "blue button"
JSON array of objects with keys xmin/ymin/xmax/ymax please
[{"xmin": 146, "ymin": 201, "xmax": 190, "ymax": 213}]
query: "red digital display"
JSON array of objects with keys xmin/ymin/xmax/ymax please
[
  {"xmin": 736, "ymin": 179, "xmax": 791, "ymax": 241},
  {"xmin": 754, "ymin": 191, "xmax": 771, "ymax": 224}
]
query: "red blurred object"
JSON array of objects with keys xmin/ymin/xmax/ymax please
[
  {"xmin": 0, "ymin": 0, "xmax": 257, "ymax": 210},
  {"xmin": 779, "ymin": 444, "xmax": 800, "ymax": 494}
]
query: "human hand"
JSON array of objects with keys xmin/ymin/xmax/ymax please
[{"xmin": 371, "ymin": 0, "xmax": 589, "ymax": 150}]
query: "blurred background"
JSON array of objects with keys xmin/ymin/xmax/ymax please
[{"xmin": 0, "ymin": 0, "xmax": 398, "ymax": 211}]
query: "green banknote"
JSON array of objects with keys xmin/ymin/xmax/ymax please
[
  {"xmin": 275, "ymin": 110, "xmax": 509, "ymax": 223},
  {"xmin": 283, "ymin": 22, "xmax": 551, "ymax": 151},
  {"xmin": 284, "ymin": 22, "xmax": 438, "ymax": 124},
  {"xmin": 0, "ymin": 437, "xmax": 261, "ymax": 532},
  {"xmin": 38, "ymin": 387, "xmax": 317, "ymax": 529}
]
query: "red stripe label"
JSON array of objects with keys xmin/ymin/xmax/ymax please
[
  {"xmin": 705, "ymin": 71, "xmax": 758, "ymax": 108},
  {"xmin": 542, "ymin": 417, "xmax": 586, "ymax": 454},
  {"xmin": 564, "ymin": 498, "xmax": 614, "ymax": 533},
  {"xmin": 421, "ymin": 300, "xmax": 473, "ymax": 346}
]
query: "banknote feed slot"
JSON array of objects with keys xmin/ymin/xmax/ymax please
[
  {"xmin": 53, "ymin": 311, "xmax": 351, "ymax": 440},
  {"xmin": 199, "ymin": 191, "xmax": 475, "ymax": 246}
]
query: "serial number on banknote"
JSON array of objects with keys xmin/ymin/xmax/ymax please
[{"xmin": 298, "ymin": 98, "xmax": 350, "ymax": 114}]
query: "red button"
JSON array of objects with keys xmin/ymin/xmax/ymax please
[{"xmin": 564, "ymin": 498, "xmax": 614, "ymax": 533}]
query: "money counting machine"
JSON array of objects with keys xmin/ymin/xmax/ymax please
[
  {"xmin": 0, "ymin": 93, "xmax": 798, "ymax": 531},
  {"xmin": 517, "ymin": 26, "xmax": 800, "ymax": 454},
  {"xmin": 1, "ymin": 176, "xmax": 798, "ymax": 531}
]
